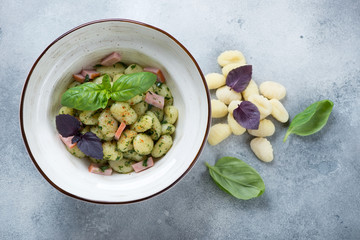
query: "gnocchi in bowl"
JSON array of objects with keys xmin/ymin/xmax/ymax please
[{"xmin": 20, "ymin": 19, "xmax": 211, "ymax": 203}]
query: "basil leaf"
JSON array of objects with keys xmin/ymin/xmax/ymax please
[
  {"xmin": 110, "ymin": 72, "xmax": 157, "ymax": 102},
  {"xmin": 61, "ymin": 82, "xmax": 109, "ymax": 111},
  {"xmin": 56, "ymin": 114, "xmax": 81, "ymax": 137},
  {"xmin": 77, "ymin": 132, "xmax": 103, "ymax": 159},
  {"xmin": 284, "ymin": 99, "xmax": 334, "ymax": 142},
  {"xmin": 100, "ymin": 74, "xmax": 111, "ymax": 91},
  {"xmin": 206, "ymin": 157, "xmax": 265, "ymax": 200},
  {"xmin": 233, "ymin": 101, "xmax": 260, "ymax": 129},
  {"xmin": 226, "ymin": 65, "xmax": 252, "ymax": 92}
]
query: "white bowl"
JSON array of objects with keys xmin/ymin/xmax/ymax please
[{"xmin": 20, "ymin": 19, "xmax": 211, "ymax": 204}]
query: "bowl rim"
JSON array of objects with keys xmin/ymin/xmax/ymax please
[{"xmin": 19, "ymin": 18, "xmax": 211, "ymax": 204}]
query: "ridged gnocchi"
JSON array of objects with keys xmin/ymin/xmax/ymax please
[
  {"xmin": 222, "ymin": 62, "xmax": 246, "ymax": 77},
  {"xmin": 161, "ymin": 123, "xmax": 176, "ymax": 135},
  {"xmin": 98, "ymin": 109, "xmax": 118, "ymax": 139},
  {"xmin": 250, "ymin": 138, "xmax": 274, "ymax": 162},
  {"xmin": 259, "ymin": 81, "xmax": 286, "ymax": 100},
  {"xmin": 163, "ymin": 106, "xmax": 178, "ymax": 124},
  {"xmin": 270, "ymin": 99, "xmax": 289, "ymax": 123},
  {"xmin": 217, "ymin": 50, "xmax": 246, "ymax": 67},
  {"xmin": 145, "ymin": 111, "xmax": 162, "ymax": 140},
  {"xmin": 110, "ymin": 102, "xmax": 137, "ymax": 125},
  {"xmin": 216, "ymin": 86, "xmax": 242, "ymax": 105},
  {"xmin": 248, "ymin": 119, "xmax": 275, "ymax": 137},
  {"xmin": 211, "ymin": 99, "xmax": 228, "ymax": 118},
  {"xmin": 133, "ymin": 134, "xmax": 154, "ymax": 155},
  {"xmin": 132, "ymin": 115, "xmax": 153, "ymax": 132},
  {"xmin": 109, "ymin": 158, "xmax": 135, "ymax": 173},
  {"xmin": 117, "ymin": 129, "xmax": 137, "ymax": 152},
  {"xmin": 79, "ymin": 110, "xmax": 100, "ymax": 125},
  {"xmin": 205, "ymin": 73, "xmax": 226, "ymax": 89},
  {"xmin": 59, "ymin": 106, "xmax": 74, "ymax": 116},
  {"xmin": 151, "ymin": 135, "xmax": 173, "ymax": 158},
  {"xmin": 95, "ymin": 62, "xmax": 125, "ymax": 78},
  {"xmin": 102, "ymin": 141, "xmax": 122, "ymax": 161},
  {"xmin": 124, "ymin": 64, "xmax": 143, "ymax": 75},
  {"xmin": 208, "ymin": 124, "xmax": 232, "ymax": 145},
  {"xmin": 248, "ymin": 95, "xmax": 272, "ymax": 120}
]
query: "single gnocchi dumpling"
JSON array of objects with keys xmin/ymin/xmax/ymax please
[
  {"xmin": 110, "ymin": 102, "xmax": 138, "ymax": 125},
  {"xmin": 149, "ymin": 106, "xmax": 164, "ymax": 122},
  {"xmin": 109, "ymin": 158, "xmax": 135, "ymax": 173},
  {"xmin": 79, "ymin": 110, "xmax": 100, "ymax": 125},
  {"xmin": 66, "ymin": 145, "xmax": 85, "ymax": 158},
  {"xmin": 211, "ymin": 99, "xmax": 228, "ymax": 118},
  {"xmin": 102, "ymin": 141, "xmax": 122, "ymax": 161},
  {"xmin": 98, "ymin": 109, "xmax": 118, "ymax": 139},
  {"xmin": 124, "ymin": 64, "xmax": 143, "ymax": 75},
  {"xmin": 163, "ymin": 106, "xmax": 178, "ymax": 124},
  {"xmin": 59, "ymin": 106, "xmax": 74, "ymax": 116},
  {"xmin": 227, "ymin": 113, "xmax": 246, "ymax": 135},
  {"xmin": 117, "ymin": 129, "xmax": 137, "ymax": 152},
  {"xmin": 222, "ymin": 62, "xmax": 246, "ymax": 77},
  {"xmin": 208, "ymin": 123, "xmax": 232, "ymax": 145},
  {"xmin": 132, "ymin": 101, "xmax": 149, "ymax": 117},
  {"xmin": 123, "ymin": 150, "xmax": 147, "ymax": 162},
  {"xmin": 248, "ymin": 119, "xmax": 275, "ymax": 137},
  {"xmin": 151, "ymin": 135, "xmax": 173, "ymax": 158},
  {"xmin": 217, "ymin": 50, "xmax": 246, "ymax": 67},
  {"xmin": 259, "ymin": 81, "xmax": 286, "ymax": 100},
  {"xmin": 248, "ymin": 95, "xmax": 272, "ymax": 120},
  {"xmin": 250, "ymin": 137, "xmax": 273, "ymax": 162},
  {"xmin": 133, "ymin": 115, "xmax": 153, "ymax": 132},
  {"xmin": 146, "ymin": 111, "xmax": 162, "ymax": 140},
  {"xmin": 205, "ymin": 73, "xmax": 226, "ymax": 89},
  {"xmin": 227, "ymin": 100, "xmax": 242, "ymax": 115},
  {"xmin": 161, "ymin": 123, "xmax": 176, "ymax": 135},
  {"xmin": 216, "ymin": 86, "xmax": 242, "ymax": 105},
  {"xmin": 133, "ymin": 133, "xmax": 154, "ymax": 155},
  {"xmin": 242, "ymin": 80, "xmax": 259, "ymax": 100},
  {"xmin": 126, "ymin": 94, "xmax": 143, "ymax": 105},
  {"xmin": 269, "ymin": 99, "xmax": 289, "ymax": 123}
]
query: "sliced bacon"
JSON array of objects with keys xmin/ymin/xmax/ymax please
[
  {"xmin": 144, "ymin": 67, "xmax": 166, "ymax": 83},
  {"xmin": 100, "ymin": 52, "xmax": 122, "ymax": 66},
  {"xmin": 59, "ymin": 134, "xmax": 77, "ymax": 149},
  {"xmin": 132, "ymin": 157, "xmax": 154, "ymax": 173},
  {"xmin": 81, "ymin": 69, "xmax": 100, "ymax": 79},
  {"xmin": 88, "ymin": 163, "xmax": 113, "ymax": 176},
  {"xmin": 144, "ymin": 91, "xmax": 165, "ymax": 109},
  {"xmin": 114, "ymin": 122, "xmax": 126, "ymax": 141},
  {"xmin": 73, "ymin": 74, "xmax": 85, "ymax": 83}
]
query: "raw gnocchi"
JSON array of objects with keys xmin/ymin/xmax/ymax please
[
  {"xmin": 211, "ymin": 99, "xmax": 228, "ymax": 118},
  {"xmin": 227, "ymin": 100, "xmax": 242, "ymax": 115},
  {"xmin": 208, "ymin": 124, "xmax": 232, "ymax": 145},
  {"xmin": 270, "ymin": 99, "xmax": 289, "ymax": 123},
  {"xmin": 259, "ymin": 81, "xmax": 286, "ymax": 100},
  {"xmin": 205, "ymin": 73, "xmax": 226, "ymax": 89},
  {"xmin": 227, "ymin": 113, "xmax": 246, "ymax": 135},
  {"xmin": 216, "ymin": 86, "xmax": 242, "ymax": 105},
  {"xmin": 217, "ymin": 50, "xmax": 246, "ymax": 67},
  {"xmin": 248, "ymin": 95, "xmax": 273, "ymax": 120},
  {"xmin": 242, "ymin": 79, "xmax": 259, "ymax": 101},
  {"xmin": 250, "ymin": 138, "xmax": 274, "ymax": 162},
  {"xmin": 248, "ymin": 119, "xmax": 275, "ymax": 137},
  {"xmin": 222, "ymin": 62, "xmax": 246, "ymax": 77}
]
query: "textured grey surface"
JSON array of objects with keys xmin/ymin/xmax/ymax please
[{"xmin": 1, "ymin": 0, "xmax": 359, "ymax": 239}]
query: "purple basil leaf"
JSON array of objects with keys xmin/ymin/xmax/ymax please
[
  {"xmin": 226, "ymin": 65, "xmax": 252, "ymax": 92},
  {"xmin": 56, "ymin": 114, "xmax": 81, "ymax": 137},
  {"xmin": 233, "ymin": 101, "xmax": 260, "ymax": 129},
  {"xmin": 77, "ymin": 132, "xmax": 103, "ymax": 159}
]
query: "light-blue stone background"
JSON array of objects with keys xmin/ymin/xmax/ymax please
[{"xmin": 0, "ymin": 1, "xmax": 359, "ymax": 239}]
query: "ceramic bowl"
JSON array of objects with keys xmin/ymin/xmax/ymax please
[{"xmin": 20, "ymin": 19, "xmax": 211, "ymax": 204}]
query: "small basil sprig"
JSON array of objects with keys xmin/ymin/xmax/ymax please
[
  {"xmin": 206, "ymin": 157, "xmax": 265, "ymax": 200},
  {"xmin": 283, "ymin": 99, "xmax": 334, "ymax": 142},
  {"xmin": 61, "ymin": 72, "xmax": 157, "ymax": 111}
]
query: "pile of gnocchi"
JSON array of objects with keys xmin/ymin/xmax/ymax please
[
  {"xmin": 206, "ymin": 50, "xmax": 289, "ymax": 162},
  {"xmin": 59, "ymin": 60, "xmax": 178, "ymax": 174}
]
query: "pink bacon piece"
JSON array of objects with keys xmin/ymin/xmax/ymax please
[
  {"xmin": 88, "ymin": 163, "xmax": 113, "ymax": 176},
  {"xmin": 59, "ymin": 134, "xmax": 77, "ymax": 149},
  {"xmin": 100, "ymin": 52, "xmax": 122, "ymax": 66},
  {"xmin": 144, "ymin": 67, "xmax": 166, "ymax": 83},
  {"xmin": 144, "ymin": 91, "xmax": 164, "ymax": 109},
  {"xmin": 132, "ymin": 157, "xmax": 154, "ymax": 173},
  {"xmin": 73, "ymin": 74, "xmax": 85, "ymax": 83},
  {"xmin": 81, "ymin": 69, "xmax": 100, "ymax": 79}
]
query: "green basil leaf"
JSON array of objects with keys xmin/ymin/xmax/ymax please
[
  {"xmin": 206, "ymin": 157, "xmax": 265, "ymax": 200},
  {"xmin": 284, "ymin": 99, "xmax": 334, "ymax": 142},
  {"xmin": 100, "ymin": 74, "xmax": 111, "ymax": 91},
  {"xmin": 61, "ymin": 82, "xmax": 109, "ymax": 111},
  {"xmin": 110, "ymin": 72, "xmax": 157, "ymax": 102}
]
